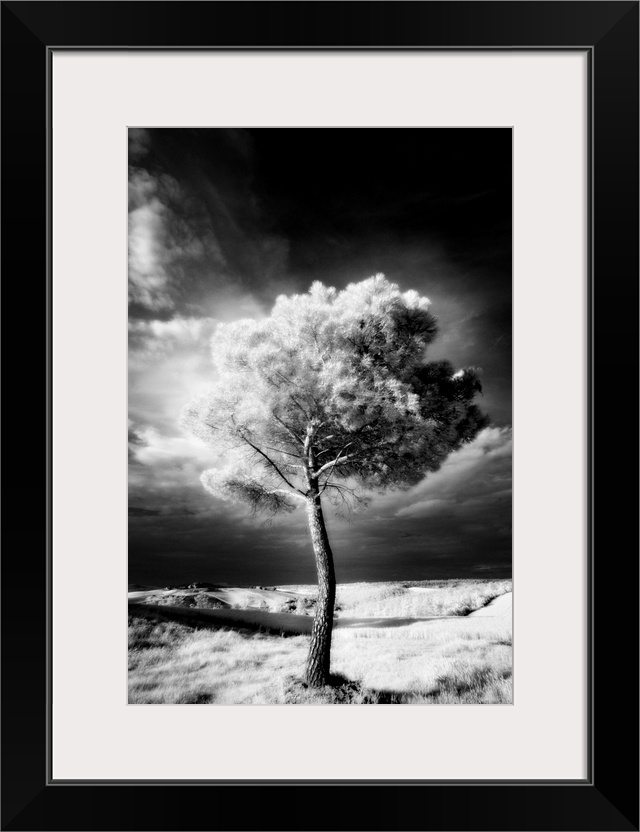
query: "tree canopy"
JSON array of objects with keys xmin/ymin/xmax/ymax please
[{"xmin": 181, "ymin": 275, "xmax": 489, "ymax": 513}]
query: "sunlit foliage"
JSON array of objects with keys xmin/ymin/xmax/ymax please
[{"xmin": 182, "ymin": 274, "xmax": 488, "ymax": 513}]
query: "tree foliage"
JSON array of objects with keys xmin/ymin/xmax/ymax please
[{"xmin": 181, "ymin": 275, "xmax": 489, "ymax": 512}]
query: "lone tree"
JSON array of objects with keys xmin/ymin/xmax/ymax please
[{"xmin": 182, "ymin": 275, "xmax": 488, "ymax": 687}]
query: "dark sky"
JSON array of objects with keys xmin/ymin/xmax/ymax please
[{"xmin": 128, "ymin": 128, "xmax": 512, "ymax": 587}]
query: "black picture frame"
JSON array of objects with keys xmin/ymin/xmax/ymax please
[{"xmin": 2, "ymin": 2, "xmax": 638, "ymax": 830}]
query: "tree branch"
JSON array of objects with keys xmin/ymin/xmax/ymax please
[
  {"xmin": 268, "ymin": 488, "xmax": 307, "ymax": 503},
  {"xmin": 264, "ymin": 445, "xmax": 304, "ymax": 461},
  {"xmin": 311, "ymin": 445, "xmax": 359, "ymax": 480},
  {"xmin": 271, "ymin": 413, "xmax": 305, "ymax": 445},
  {"xmin": 288, "ymin": 394, "xmax": 311, "ymax": 420},
  {"xmin": 238, "ymin": 434, "xmax": 307, "ymax": 495},
  {"xmin": 321, "ymin": 481, "xmax": 356, "ymax": 497}
]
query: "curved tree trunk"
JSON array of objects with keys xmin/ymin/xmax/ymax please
[{"xmin": 305, "ymin": 487, "xmax": 336, "ymax": 687}]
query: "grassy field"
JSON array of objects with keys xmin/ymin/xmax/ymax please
[
  {"xmin": 128, "ymin": 579, "xmax": 512, "ymax": 705},
  {"xmin": 290, "ymin": 578, "xmax": 511, "ymax": 618}
]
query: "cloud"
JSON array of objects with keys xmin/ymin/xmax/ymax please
[
  {"xmin": 128, "ymin": 425, "xmax": 220, "ymax": 520},
  {"xmin": 129, "ymin": 506, "xmax": 161, "ymax": 517},
  {"xmin": 128, "ymin": 128, "xmax": 150, "ymax": 162},
  {"xmin": 128, "ymin": 316, "xmax": 218, "ymax": 360},
  {"xmin": 392, "ymin": 427, "xmax": 512, "ymax": 519},
  {"xmin": 130, "ymin": 426, "xmax": 214, "ymax": 469},
  {"xmin": 127, "ymin": 130, "xmax": 293, "ymax": 321},
  {"xmin": 127, "ymin": 294, "xmax": 268, "ymax": 440},
  {"xmin": 396, "ymin": 498, "xmax": 450, "ymax": 519},
  {"xmin": 128, "ymin": 420, "xmax": 146, "ymax": 462},
  {"xmin": 128, "ymin": 316, "xmax": 220, "ymax": 439},
  {"xmin": 128, "ymin": 172, "xmax": 174, "ymax": 313},
  {"xmin": 128, "ymin": 168, "xmax": 228, "ymax": 316}
]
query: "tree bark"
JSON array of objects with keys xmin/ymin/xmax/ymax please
[{"xmin": 304, "ymin": 486, "xmax": 336, "ymax": 687}]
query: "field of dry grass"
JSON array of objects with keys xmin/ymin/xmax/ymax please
[
  {"xmin": 128, "ymin": 579, "xmax": 512, "ymax": 705},
  {"xmin": 292, "ymin": 578, "xmax": 511, "ymax": 619}
]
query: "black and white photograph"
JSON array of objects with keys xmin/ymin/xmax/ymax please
[
  {"xmin": 128, "ymin": 127, "xmax": 512, "ymax": 705},
  {"xmin": 4, "ymin": 0, "xmax": 639, "ymax": 821}
]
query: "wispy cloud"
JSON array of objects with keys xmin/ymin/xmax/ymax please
[
  {"xmin": 392, "ymin": 427, "xmax": 512, "ymax": 519},
  {"xmin": 128, "ymin": 167, "xmax": 227, "ymax": 316},
  {"xmin": 128, "ymin": 129, "xmax": 293, "ymax": 322}
]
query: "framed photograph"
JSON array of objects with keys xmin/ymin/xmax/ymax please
[{"xmin": 2, "ymin": 2, "xmax": 638, "ymax": 830}]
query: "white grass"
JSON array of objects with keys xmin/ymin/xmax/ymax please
[
  {"xmin": 128, "ymin": 618, "xmax": 308, "ymax": 704},
  {"xmin": 129, "ymin": 578, "xmax": 512, "ymax": 704},
  {"xmin": 330, "ymin": 624, "xmax": 512, "ymax": 701},
  {"xmin": 277, "ymin": 578, "xmax": 511, "ymax": 619}
]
